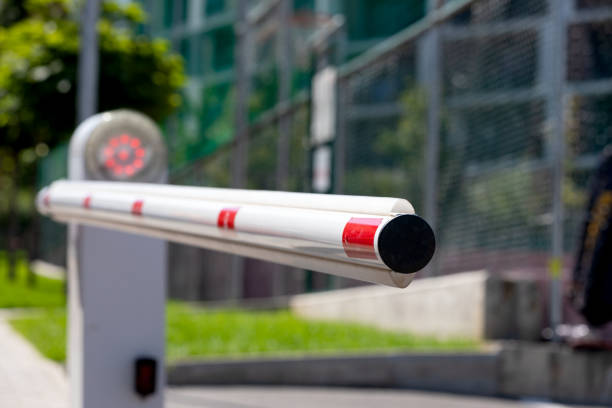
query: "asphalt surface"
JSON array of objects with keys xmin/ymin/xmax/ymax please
[{"xmin": 166, "ymin": 386, "xmax": 608, "ymax": 408}]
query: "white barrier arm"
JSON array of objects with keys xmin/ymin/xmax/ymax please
[{"xmin": 37, "ymin": 180, "xmax": 435, "ymax": 288}]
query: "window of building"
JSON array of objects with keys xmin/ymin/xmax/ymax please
[
  {"xmin": 180, "ymin": 0, "xmax": 189, "ymax": 24},
  {"xmin": 211, "ymin": 26, "xmax": 234, "ymax": 71},
  {"xmin": 180, "ymin": 37, "xmax": 193, "ymax": 74},
  {"xmin": 342, "ymin": 0, "xmax": 425, "ymax": 41},
  {"xmin": 163, "ymin": 0, "xmax": 173, "ymax": 28},
  {"xmin": 206, "ymin": 0, "xmax": 226, "ymax": 16},
  {"xmin": 293, "ymin": 0, "xmax": 314, "ymax": 12}
]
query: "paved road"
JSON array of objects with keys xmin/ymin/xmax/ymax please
[{"xmin": 166, "ymin": 386, "xmax": 608, "ymax": 408}]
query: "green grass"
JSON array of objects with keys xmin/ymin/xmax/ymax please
[
  {"xmin": 10, "ymin": 308, "xmax": 67, "ymax": 362},
  {"xmin": 0, "ymin": 251, "xmax": 65, "ymax": 308},
  {"xmin": 10, "ymin": 302, "xmax": 479, "ymax": 363}
]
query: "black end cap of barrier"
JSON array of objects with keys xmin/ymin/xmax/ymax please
[{"xmin": 378, "ymin": 214, "xmax": 436, "ymax": 274}]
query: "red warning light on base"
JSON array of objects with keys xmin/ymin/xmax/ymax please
[{"xmin": 134, "ymin": 357, "xmax": 157, "ymax": 398}]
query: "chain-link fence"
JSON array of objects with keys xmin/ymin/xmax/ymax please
[
  {"xmin": 332, "ymin": 0, "xmax": 612, "ymax": 328},
  {"xmin": 436, "ymin": 0, "xmax": 551, "ymax": 275}
]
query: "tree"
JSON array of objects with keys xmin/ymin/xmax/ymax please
[
  {"xmin": 0, "ymin": 0, "xmax": 184, "ymax": 149},
  {"xmin": 0, "ymin": 0, "xmax": 185, "ymax": 272}
]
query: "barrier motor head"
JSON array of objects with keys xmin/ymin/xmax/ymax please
[{"xmin": 82, "ymin": 110, "xmax": 166, "ymax": 182}]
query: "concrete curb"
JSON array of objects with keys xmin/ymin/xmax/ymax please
[
  {"xmin": 168, "ymin": 343, "xmax": 612, "ymax": 406},
  {"xmin": 168, "ymin": 352, "xmax": 499, "ymax": 396}
]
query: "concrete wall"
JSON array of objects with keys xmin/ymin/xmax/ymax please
[
  {"xmin": 499, "ymin": 343, "xmax": 612, "ymax": 405},
  {"xmin": 168, "ymin": 352, "xmax": 500, "ymax": 396},
  {"xmin": 289, "ymin": 271, "xmax": 544, "ymax": 341}
]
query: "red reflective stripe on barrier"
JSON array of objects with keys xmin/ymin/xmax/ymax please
[
  {"xmin": 83, "ymin": 196, "xmax": 91, "ymax": 209},
  {"xmin": 217, "ymin": 207, "xmax": 239, "ymax": 229},
  {"xmin": 342, "ymin": 217, "xmax": 382, "ymax": 260},
  {"xmin": 132, "ymin": 200, "xmax": 144, "ymax": 216}
]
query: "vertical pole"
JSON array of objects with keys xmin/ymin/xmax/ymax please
[
  {"xmin": 330, "ymin": 22, "xmax": 348, "ymax": 193},
  {"xmin": 232, "ymin": 0, "xmax": 249, "ymax": 189},
  {"xmin": 273, "ymin": 0, "xmax": 293, "ymax": 296},
  {"xmin": 276, "ymin": 0, "xmax": 292, "ymax": 192},
  {"xmin": 230, "ymin": 0, "xmax": 250, "ymax": 300},
  {"xmin": 77, "ymin": 0, "xmax": 100, "ymax": 123},
  {"xmin": 330, "ymin": 22, "xmax": 346, "ymax": 290},
  {"xmin": 423, "ymin": 30, "xmax": 440, "ymax": 233},
  {"xmin": 420, "ymin": 0, "xmax": 441, "ymax": 276},
  {"xmin": 333, "ymin": 78, "xmax": 346, "ymax": 194},
  {"xmin": 549, "ymin": 0, "xmax": 569, "ymax": 340}
]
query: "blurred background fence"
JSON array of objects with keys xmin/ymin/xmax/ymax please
[
  {"xmin": 37, "ymin": 0, "xmax": 612, "ymax": 319},
  {"xmin": 336, "ymin": 0, "xmax": 612, "ymax": 284}
]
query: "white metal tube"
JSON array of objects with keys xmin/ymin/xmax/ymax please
[
  {"xmin": 47, "ymin": 180, "xmax": 415, "ymax": 215},
  {"xmin": 37, "ymin": 181, "xmax": 435, "ymax": 288}
]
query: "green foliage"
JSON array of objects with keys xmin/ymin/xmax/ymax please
[
  {"xmin": 345, "ymin": 85, "xmax": 427, "ymax": 207},
  {"xmin": 247, "ymin": 128, "xmax": 277, "ymax": 190},
  {"xmin": 0, "ymin": 0, "xmax": 184, "ymax": 149},
  {"xmin": 286, "ymin": 105, "xmax": 309, "ymax": 192},
  {"xmin": 200, "ymin": 83, "xmax": 234, "ymax": 150},
  {"xmin": 465, "ymin": 166, "xmax": 544, "ymax": 230},
  {"xmin": 10, "ymin": 302, "xmax": 479, "ymax": 362},
  {"xmin": 249, "ymin": 65, "xmax": 278, "ymax": 121},
  {"xmin": 0, "ymin": 250, "xmax": 65, "ymax": 308},
  {"xmin": 375, "ymin": 87, "xmax": 426, "ymax": 207},
  {"xmin": 0, "ymin": 0, "xmax": 184, "ymax": 238}
]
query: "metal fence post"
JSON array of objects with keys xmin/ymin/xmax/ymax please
[
  {"xmin": 549, "ymin": 0, "xmax": 570, "ymax": 338},
  {"xmin": 273, "ymin": 0, "xmax": 293, "ymax": 296},
  {"xmin": 419, "ymin": 1, "xmax": 442, "ymax": 276},
  {"xmin": 232, "ymin": 0, "xmax": 249, "ymax": 190},
  {"xmin": 333, "ymin": 81, "xmax": 346, "ymax": 196},
  {"xmin": 276, "ymin": 0, "xmax": 292, "ymax": 191},
  {"xmin": 230, "ymin": 0, "xmax": 250, "ymax": 300},
  {"xmin": 77, "ymin": 0, "xmax": 100, "ymax": 123}
]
